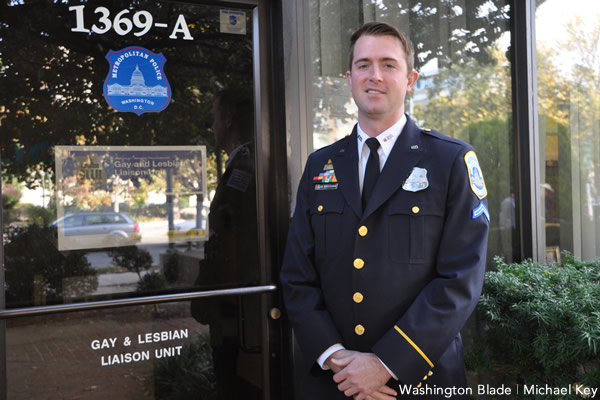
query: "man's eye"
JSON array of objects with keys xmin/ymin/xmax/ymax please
[
  {"xmin": 357, "ymin": 64, "xmax": 368, "ymax": 69},
  {"xmin": 385, "ymin": 64, "xmax": 395, "ymax": 69}
]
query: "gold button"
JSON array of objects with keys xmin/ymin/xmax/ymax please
[
  {"xmin": 317, "ymin": 205, "xmax": 323, "ymax": 212},
  {"xmin": 423, "ymin": 375, "xmax": 428, "ymax": 381},
  {"xmin": 417, "ymin": 383, "xmax": 422, "ymax": 388},
  {"xmin": 353, "ymin": 258, "xmax": 364, "ymax": 269},
  {"xmin": 353, "ymin": 292, "xmax": 364, "ymax": 303},
  {"xmin": 354, "ymin": 324, "xmax": 365, "ymax": 335},
  {"xmin": 358, "ymin": 226, "xmax": 368, "ymax": 236},
  {"xmin": 412, "ymin": 206, "xmax": 420, "ymax": 214},
  {"xmin": 428, "ymin": 371, "xmax": 433, "ymax": 376}
]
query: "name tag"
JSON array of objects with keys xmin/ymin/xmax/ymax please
[{"xmin": 314, "ymin": 183, "xmax": 338, "ymax": 191}]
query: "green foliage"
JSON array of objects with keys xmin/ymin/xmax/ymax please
[
  {"xmin": 2, "ymin": 183, "xmax": 22, "ymax": 224},
  {"xmin": 24, "ymin": 204, "xmax": 55, "ymax": 226},
  {"xmin": 153, "ymin": 332, "xmax": 216, "ymax": 400},
  {"xmin": 163, "ymin": 250, "xmax": 180, "ymax": 283},
  {"xmin": 110, "ymin": 246, "xmax": 153, "ymax": 279},
  {"xmin": 136, "ymin": 271, "xmax": 167, "ymax": 292},
  {"xmin": 3, "ymin": 224, "xmax": 98, "ymax": 307},
  {"xmin": 413, "ymin": 49, "xmax": 512, "ymax": 136},
  {"xmin": 1, "ymin": 183, "xmax": 21, "ymax": 209},
  {"xmin": 474, "ymin": 253, "xmax": 600, "ymax": 397}
]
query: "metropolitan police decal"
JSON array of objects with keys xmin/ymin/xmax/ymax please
[
  {"xmin": 464, "ymin": 151, "xmax": 487, "ymax": 199},
  {"xmin": 104, "ymin": 47, "xmax": 171, "ymax": 115}
]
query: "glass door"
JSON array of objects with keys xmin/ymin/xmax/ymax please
[{"xmin": 0, "ymin": 1, "xmax": 279, "ymax": 398}]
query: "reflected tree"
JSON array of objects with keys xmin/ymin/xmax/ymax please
[
  {"xmin": 0, "ymin": 0, "xmax": 255, "ymax": 305},
  {"xmin": 110, "ymin": 245, "xmax": 153, "ymax": 280},
  {"xmin": 4, "ymin": 224, "xmax": 98, "ymax": 307},
  {"xmin": 413, "ymin": 47, "xmax": 511, "ymax": 135},
  {"xmin": 0, "ymin": 0, "xmax": 253, "ymax": 180}
]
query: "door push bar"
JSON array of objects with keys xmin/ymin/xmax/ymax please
[{"xmin": 0, "ymin": 285, "xmax": 277, "ymax": 319}]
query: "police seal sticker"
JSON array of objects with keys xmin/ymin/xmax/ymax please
[
  {"xmin": 464, "ymin": 151, "xmax": 487, "ymax": 199},
  {"xmin": 104, "ymin": 46, "xmax": 171, "ymax": 115}
]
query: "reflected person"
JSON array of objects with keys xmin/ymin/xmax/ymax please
[
  {"xmin": 191, "ymin": 88, "xmax": 260, "ymax": 400},
  {"xmin": 499, "ymin": 190, "xmax": 517, "ymax": 262}
]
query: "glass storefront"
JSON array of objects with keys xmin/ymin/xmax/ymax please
[
  {"xmin": 309, "ymin": 0, "xmax": 517, "ymax": 263},
  {"xmin": 536, "ymin": 0, "xmax": 600, "ymax": 262},
  {"xmin": 1, "ymin": 1, "xmax": 271, "ymax": 398},
  {"xmin": 2, "ymin": 0, "xmax": 600, "ymax": 398}
]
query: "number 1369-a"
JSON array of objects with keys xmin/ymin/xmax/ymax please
[{"xmin": 69, "ymin": 5, "xmax": 194, "ymax": 40}]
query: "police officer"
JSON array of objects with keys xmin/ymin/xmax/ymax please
[{"xmin": 280, "ymin": 22, "xmax": 489, "ymax": 400}]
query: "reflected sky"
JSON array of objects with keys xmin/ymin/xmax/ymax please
[{"xmin": 536, "ymin": 0, "xmax": 600, "ymax": 73}]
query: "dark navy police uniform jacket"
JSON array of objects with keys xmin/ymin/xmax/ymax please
[{"xmin": 280, "ymin": 116, "xmax": 490, "ymax": 399}]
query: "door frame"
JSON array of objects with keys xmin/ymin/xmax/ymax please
[{"xmin": 0, "ymin": 0, "xmax": 292, "ymax": 399}]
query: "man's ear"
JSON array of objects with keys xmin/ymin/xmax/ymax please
[
  {"xmin": 407, "ymin": 70, "xmax": 419, "ymax": 92},
  {"xmin": 346, "ymin": 70, "xmax": 352, "ymax": 89}
]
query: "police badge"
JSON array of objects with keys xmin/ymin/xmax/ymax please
[
  {"xmin": 104, "ymin": 46, "xmax": 171, "ymax": 115},
  {"xmin": 402, "ymin": 167, "xmax": 429, "ymax": 192}
]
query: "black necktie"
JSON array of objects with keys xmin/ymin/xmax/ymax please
[{"xmin": 362, "ymin": 137, "xmax": 381, "ymax": 209}]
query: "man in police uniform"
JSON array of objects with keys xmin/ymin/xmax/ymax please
[{"xmin": 280, "ymin": 22, "xmax": 489, "ymax": 399}]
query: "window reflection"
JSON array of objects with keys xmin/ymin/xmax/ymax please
[
  {"xmin": 0, "ymin": 1, "xmax": 259, "ymax": 307},
  {"xmin": 537, "ymin": 0, "xmax": 600, "ymax": 262},
  {"xmin": 190, "ymin": 89, "xmax": 261, "ymax": 399},
  {"xmin": 309, "ymin": 0, "xmax": 516, "ymax": 263}
]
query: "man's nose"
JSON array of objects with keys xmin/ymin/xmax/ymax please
[{"xmin": 369, "ymin": 65, "xmax": 383, "ymax": 81}]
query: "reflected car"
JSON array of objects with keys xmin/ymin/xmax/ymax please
[{"xmin": 51, "ymin": 212, "xmax": 142, "ymax": 250}]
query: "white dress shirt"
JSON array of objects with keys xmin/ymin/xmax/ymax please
[
  {"xmin": 317, "ymin": 115, "xmax": 407, "ymax": 380},
  {"xmin": 357, "ymin": 114, "xmax": 407, "ymax": 192}
]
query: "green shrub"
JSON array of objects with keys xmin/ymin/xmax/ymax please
[
  {"xmin": 1, "ymin": 183, "xmax": 21, "ymax": 209},
  {"xmin": 136, "ymin": 271, "xmax": 167, "ymax": 292},
  {"xmin": 3, "ymin": 224, "xmax": 98, "ymax": 307},
  {"xmin": 110, "ymin": 246, "xmax": 153, "ymax": 279},
  {"xmin": 163, "ymin": 249, "xmax": 180, "ymax": 283},
  {"xmin": 153, "ymin": 332, "xmax": 216, "ymax": 400},
  {"xmin": 472, "ymin": 253, "xmax": 600, "ymax": 398},
  {"xmin": 2, "ymin": 183, "xmax": 22, "ymax": 224},
  {"xmin": 24, "ymin": 205, "xmax": 55, "ymax": 226}
]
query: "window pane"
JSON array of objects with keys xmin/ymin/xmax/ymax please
[
  {"xmin": 0, "ymin": 1, "xmax": 260, "ymax": 308},
  {"xmin": 536, "ymin": 1, "xmax": 600, "ymax": 262},
  {"xmin": 5, "ymin": 298, "xmax": 264, "ymax": 399},
  {"xmin": 309, "ymin": 0, "xmax": 517, "ymax": 262}
]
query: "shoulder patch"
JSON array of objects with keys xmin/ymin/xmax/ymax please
[
  {"xmin": 226, "ymin": 168, "xmax": 252, "ymax": 192},
  {"xmin": 464, "ymin": 151, "xmax": 487, "ymax": 199}
]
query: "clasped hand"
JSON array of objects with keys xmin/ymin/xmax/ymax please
[{"xmin": 326, "ymin": 350, "xmax": 397, "ymax": 400}]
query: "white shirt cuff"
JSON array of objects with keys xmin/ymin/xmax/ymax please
[
  {"xmin": 378, "ymin": 357, "xmax": 398, "ymax": 380},
  {"xmin": 317, "ymin": 343, "xmax": 345, "ymax": 370}
]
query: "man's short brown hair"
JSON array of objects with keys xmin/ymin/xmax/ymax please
[{"xmin": 348, "ymin": 22, "xmax": 415, "ymax": 74}]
